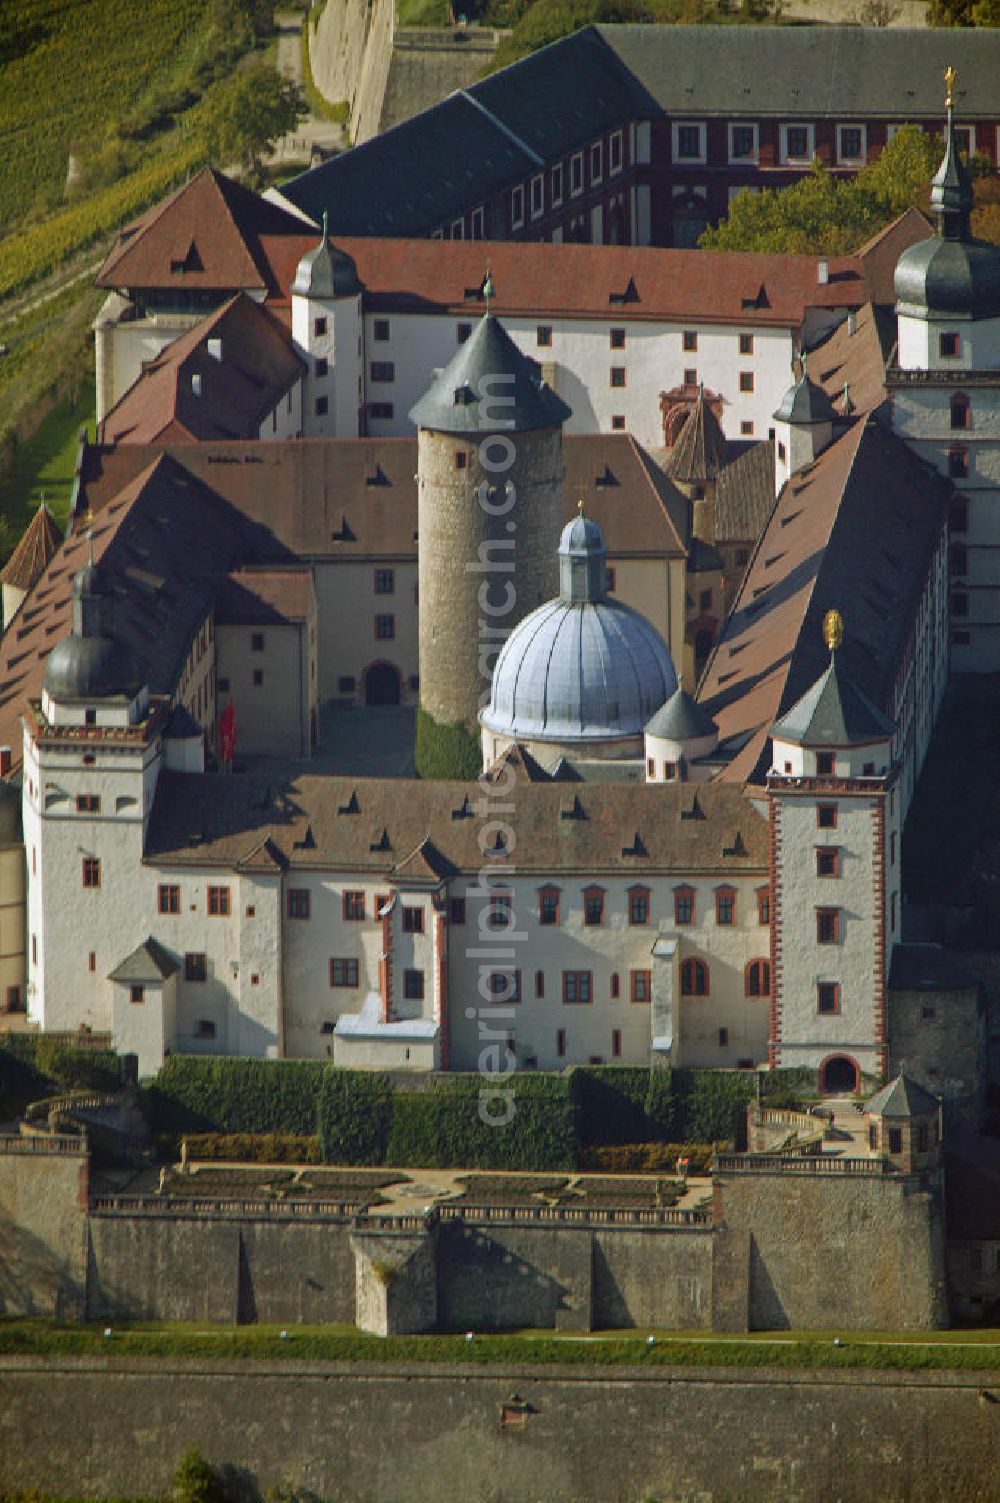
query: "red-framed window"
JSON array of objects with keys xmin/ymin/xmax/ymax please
[
  {"xmin": 628, "ymin": 885, "xmax": 651, "ymax": 926},
  {"xmin": 207, "ymin": 885, "xmax": 231, "ymax": 916},
  {"xmin": 583, "ymin": 885, "xmax": 605, "ymax": 926},
  {"xmin": 402, "ymin": 906, "xmax": 424, "ymax": 934},
  {"xmin": 76, "ymin": 794, "xmax": 100, "ymax": 813},
  {"xmin": 610, "ymin": 972, "xmax": 620, "ymax": 999},
  {"xmin": 562, "ymin": 971, "xmax": 593, "ymax": 1004},
  {"xmin": 680, "ymin": 959, "xmax": 709, "ymax": 996},
  {"xmin": 715, "ymin": 886, "xmax": 736, "ymax": 925},
  {"xmin": 674, "ymin": 886, "xmax": 695, "ymax": 925},
  {"xmin": 343, "ymin": 890, "xmax": 366, "ymax": 921},
  {"xmin": 816, "ymin": 804, "xmax": 837, "ymax": 829},
  {"xmin": 288, "ymin": 888, "xmax": 310, "ymax": 919},
  {"xmin": 330, "ymin": 958, "xmax": 360, "ymax": 987},
  {"xmin": 630, "ymin": 969, "xmax": 651, "ymax": 1003},
  {"xmin": 816, "ymin": 907, "xmax": 840, "ymax": 944},
  {"xmin": 158, "ymin": 884, "xmax": 180, "ymax": 915},
  {"xmin": 816, "ymin": 847, "xmax": 839, "ymax": 878},
  {"xmin": 82, "ymin": 857, "xmax": 101, "ymax": 888},
  {"xmin": 745, "ymin": 959, "xmax": 771, "ymax": 997},
  {"xmin": 951, "ymin": 392, "xmax": 970, "ymax": 431},
  {"xmin": 816, "ymin": 751, "xmax": 835, "ymax": 776},
  {"xmin": 817, "ymin": 981, "xmax": 840, "ymax": 1013},
  {"xmin": 538, "ymin": 885, "xmax": 560, "ymax": 926},
  {"xmin": 757, "ymin": 887, "xmax": 770, "ymax": 925}
]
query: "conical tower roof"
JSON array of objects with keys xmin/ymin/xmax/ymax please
[
  {"xmin": 0, "ymin": 504, "xmax": 62, "ymax": 593},
  {"xmin": 772, "ymin": 654, "xmax": 892, "ymax": 747},
  {"xmin": 866, "ymin": 1074, "xmax": 939, "ymax": 1119},
  {"xmin": 668, "ymin": 391, "xmax": 727, "ymax": 484},
  {"xmin": 645, "ymin": 686, "xmax": 717, "ymax": 742},
  {"xmin": 409, "ymin": 311, "xmax": 571, "ymax": 434}
]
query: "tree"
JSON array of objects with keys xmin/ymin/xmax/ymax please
[
  {"xmin": 173, "ymin": 1446, "xmax": 226, "ymax": 1503},
  {"xmin": 701, "ymin": 126, "xmax": 940, "ymax": 255},
  {"xmin": 201, "ymin": 62, "xmax": 307, "ymax": 184}
]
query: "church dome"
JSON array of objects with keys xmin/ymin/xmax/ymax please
[
  {"xmin": 291, "ymin": 213, "xmax": 361, "ymax": 301},
  {"xmin": 482, "ymin": 513, "xmax": 677, "ymax": 744},
  {"xmin": 43, "ymin": 562, "xmax": 145, "ymax": 703}
]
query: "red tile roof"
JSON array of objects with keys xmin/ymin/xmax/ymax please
[
  {"xmin": 698, "ymin": 416, "xmax": 949, "ymax": 787},
  {"xmin": 99, "ymin": 294, "xmax": 304, "ymax": 446},
  {"xmin": 0, "ymin": 504, "xmax": 62, "ymax": 594}
]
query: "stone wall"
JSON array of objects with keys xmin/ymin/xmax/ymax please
[
  {"xmin": 0, "ymin": 1138, "xmax": 88, "ymax": 1318},
  {"xmin": 713, "ymin": 1160, "xmax": 949, "ymax": 1330},
  {"xmin": 2, "ymin": 1357, "xmax": 1000, "ymax": 1502}
]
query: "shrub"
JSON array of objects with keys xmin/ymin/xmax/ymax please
[
  {"xmin": 317, "ymin": 1069, "xmax": 393, "ymax": 1165},
  {"xmin": 415, "ymin": 708, "xmax": 481, "ymax": 780},
  {"xmin": 173, "ymin": 1445, "xmax": 225, "ymax": 1503},
  {"xmin": 0, "ymin": 1035, "xmax": 120, "ymax": 1094},
  {"xmin": 182, "ymin": 1132, "xmax": 322, "ymax": 1164},
  {"xmin": 578, "ymin": 1141, "xmax": 715, "ymax": 1175}
]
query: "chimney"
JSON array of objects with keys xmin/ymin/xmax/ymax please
[
  {"xmin": 0, "ymin": 747, "xmax": 12, "ymax": 776},
  {"xmin": 817, "ymin": 258, "xmax": 829, "ymax": 286}
]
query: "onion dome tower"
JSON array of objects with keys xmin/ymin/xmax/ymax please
[
  {"xmin": 480, "ymin": 509, "xmax": 677, "ymax": 769},
  {"xmin": 772, "ymin": 353, "xmax": 838, "ymax": 494},
  {"xmin": 411, "ymin": 290, "xmax": 571, "ymax": 750},
  {"xmin": 895, "ymin": 66, "xmax": 1000, "ymax": 370},
  {"xmin": 291, "ymin": 211, "xmax": 363, "ymax": 437},
  {"xmin": 42, "ymin": 560, "xmax": 146, "ymax": 717}
]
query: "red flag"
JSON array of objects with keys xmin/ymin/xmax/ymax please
[{"xmin": 219, "ymin": 698, "xmax": 237, "ymax": 764}]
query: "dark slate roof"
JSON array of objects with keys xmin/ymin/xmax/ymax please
[
  {"xmin": 595, "ymin": 24, "xmax": 1000, "ymax": 118},
  {"xmin": 771, "ymin": 655, "xmax": 893, "ymax": 748},
  {"xmin": 773, "ymin": 371, "xmax": 839, "ymax": 425},
  {"xmin": 290, "ymin": 222, "xmax": 362, "ymax": 300},
  {"xmin": 865, "ymin": 1073, "xmax": 939, "ymax": 1119},
  {"xmin": 888, "ymin": 943, "xmax": 977, "ymax": 993},
  {"xmin": 276, "ymin": 92, "xmax": 537, "ymax": 237},
  {"xmin": 409, "ymin": 313, "xmax": 571, "ymax": 433},
  {"xmin": 715, "ymin": 442, "xmax": 775, "ymax": 544},
  {"xmin": 645, "ymin": 686, "xmax": 717, "ymax": 742},
  {"xmin": 162, "ymin": 704, "xmax": 203, "ymax": 740},
  {"xmin": 895, "ymin": 234, "xmax": 1000, "ymax": 321},
  {"xmin": 668, "ymin": 394, "xmax": 727, "ymax": 485},
  {"xmin": 108, "ymin": 936, "xmax": 179, "ymax": 984}
]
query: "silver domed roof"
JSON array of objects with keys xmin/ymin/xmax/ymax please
[
  {"xmin": 291, "ymin": 213, "xmax": 361, "ymax": 301},
  {"xmin": 42, "ymin": 561, "xmax": 145, "ymax": 703},
  {"xmin": 773, "ymin": 361, "xmax": 838, "ymax": 425},
  {"xmin": 482, "ymin": 514, "xmax": 677, "ymax": 743}
]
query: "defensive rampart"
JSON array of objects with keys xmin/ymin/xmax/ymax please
[{"xmin": 0, "ymin": 1357, "xmax": 998, "ymax": 1502}]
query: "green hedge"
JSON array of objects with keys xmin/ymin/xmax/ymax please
[
  {"xmin": 0, "ymin": 1035, "xmax": 121, "ymax": 1095},
  {"xmin": 415, "ymin": 708, "xmax": 481, "ymax": 781},
  {"xmin": 572, "ymin": 1067, "xmax": 755, "ymax": 1146},
  {"xmin": 317, "ymin": 1069, "xmax": 393, "ymax": 1165},
  {"xmin": 144, "ymin": 1056, "xmax": 325, "ymax": 1136}
]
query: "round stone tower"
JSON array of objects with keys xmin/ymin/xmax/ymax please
[{"xmin": 410, "ymin": 308, "xmax": 571, "ymax": 737}]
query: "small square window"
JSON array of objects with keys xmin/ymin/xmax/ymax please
[
  {"xmin": 838, "ymin": 125, "xmax": 864, "ymax": 162},
  {"xmin": 314, "ymin": 316, "xmax": 327, "ymax": 337},
  {"xmin": 718, "ymin": 1027, "xmax": 729, "ymax": 1047},
  {"xmin": 610, "ymin": 367, "xmax": 626, "ymax": 388},
  {"xmin": 252, "ymin": 669, "xmax": 263, "ymax": 687},
  {"xmin": 315, "ymin": 396, "xmax": 328, "ymax": 417},
  {"xmin": 76, "ymin": 793, "xmax": 100, "ymax": 813},
  {"xmin": 583, "ymin": 888, "xmax": 605, "ymax": 926},
  {"xmin": 740, "ymin": 420, "xmax": 754, "ymax": 436},
  {"xmin": 730, "ymin": 124, "xmax": 757, "ymax": 162},
  {"xmin": 739, "ymin": 333, "xmax": 754, "ymax": 355},
  {"xmin": 448, "ymin": 897, "xmax": 466, "ymax": 925},
  {"xmin": 739, "ymin": 371, "xmax": 754, "ymax": 393},
  {"xmin": 330, "ymin": 957, "xmax": 360, "ymax": 987},
  {"xmin": 251, "ymin": 632, "xmax": 265, "ymax": 652},
  {"xmin": 816, "ymin": 908, "xmax": 839, "ymax": 944},
  {"xmin": 130, "ymin": 984, "xmax": 144, "ymax": 1005},
  {"xmin": 537, "ymin": 325, "xmax": 552, "ymax": 347},
  {"xmin": 370, "ymin": 362, "xmax": 394, "ymax": 383},
  {"xmin": 817, "ymin": 981, "xmax": 840, "ymax": 1014},
  {"xmin": 684, "ymin": 368, "xmax": 698, "ymax": 387},
  {"xmin": 403, "ymin": 906, "xmax": 424, "ymax": 934},
  {"xmin": 404, "ymin": 968, "xmax": 425, "ymax": 1000},
  {"xmin": 375, "ymin": 614, "xmax": 395, "ymax": 640},
  {"xmin": 315, "ymin": 356, "xmax": 328, "ymax": 377},
  {"xmin": 82, "ymin": 856, "xmax": 101, "ymax": 888},
  {"xmin": 455, "ymin": 451, "xmax": 468, "ymax": 470},
  {"xmin": 373, "ymin": 319, "xmax": 390, "ymax": 342},
  {"xmin": 630, "ymin": 969, "xmax": 651, "ymax": 1003},
  {"xmin": 288, "ymin": 889, "xmax": 311, "ymax": 919},
  {"xmin": 610, "ymin": 327, "xmax": 626, "ymax": 349},
  {"xmin": 676, "ymin": 124, "xmax": 703, "ymax": 160},
  {"xmin": 185, "ymin": 952, "xmax": 207, "ymax": 982},
  {"xmin": 611, "ymin": 415, "xmax": 626, "ymax": 431},
  {"xmin": 817, "ymin": 751, "xmax": 835, "ymax": 776},
  {"xmin": 817, "ymin": 804, "xmax": 837, "ymax": 829},
  {"xmin": 158, "ymin": 884, "xmax": 180, "ymax": 915},
  {"xmin": 683, "ymin": 331, "xmax": 698, "ymax": 352},
  {"xmin": 816, "ymin": 847, "xmax": 838, "ymax": 878},
  {"xmin": 375, "ymin": 568, "xmax": 395, "ymax": 594},
  {"xmin": 949, "ymin": 448, "xmax": 969, "ymax": 480},
  {"xmin": 207, "ymin": 885, "xmax": 231, "ymax": 916},
  {"xmin": 343, "ymin": 891, "xmax": 366, "ymax": 921},
  {"xmin": 939, "ymin": 331, "xmax": 960, "ymax": 359}
]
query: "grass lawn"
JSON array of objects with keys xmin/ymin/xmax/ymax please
[
  {"xmin": 0, "ymin": 380, "xmax": 94, "ymax": 550},
  {"xmin": 4, "ymin": 1319, "xmax": 1000, "ymax": 1371}
]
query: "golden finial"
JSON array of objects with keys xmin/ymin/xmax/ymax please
[
  {"xmin": 577, "ymin": 496, "xmax": 585, "ymax": 515},
  {"xmin": 823, "ymin": 608, "xmax": 844, "ymax": 654},
  {"xmin": 945, "ymin": 65, "xmax": 956, "ymax": 110}
]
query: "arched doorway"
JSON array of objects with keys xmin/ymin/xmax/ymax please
[
  {"xmin": 820, "ymin": 1054, "xmax": 859, "ymax": 1095},
  {"xmin": 364, "ymin": 662, "xmax": 401, "ymax": 706}
]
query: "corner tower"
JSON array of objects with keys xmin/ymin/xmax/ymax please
[
  {"xmin": 411, "ymin": 299, "xmax": 571, "ymax": 754},
  {"xmin": 890, "ymin": 68, "xmax": 1000, "ymax": 672},
  {"xmin": 291, "ymin": 213, "xmax": 363, "ymax": 437}
]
